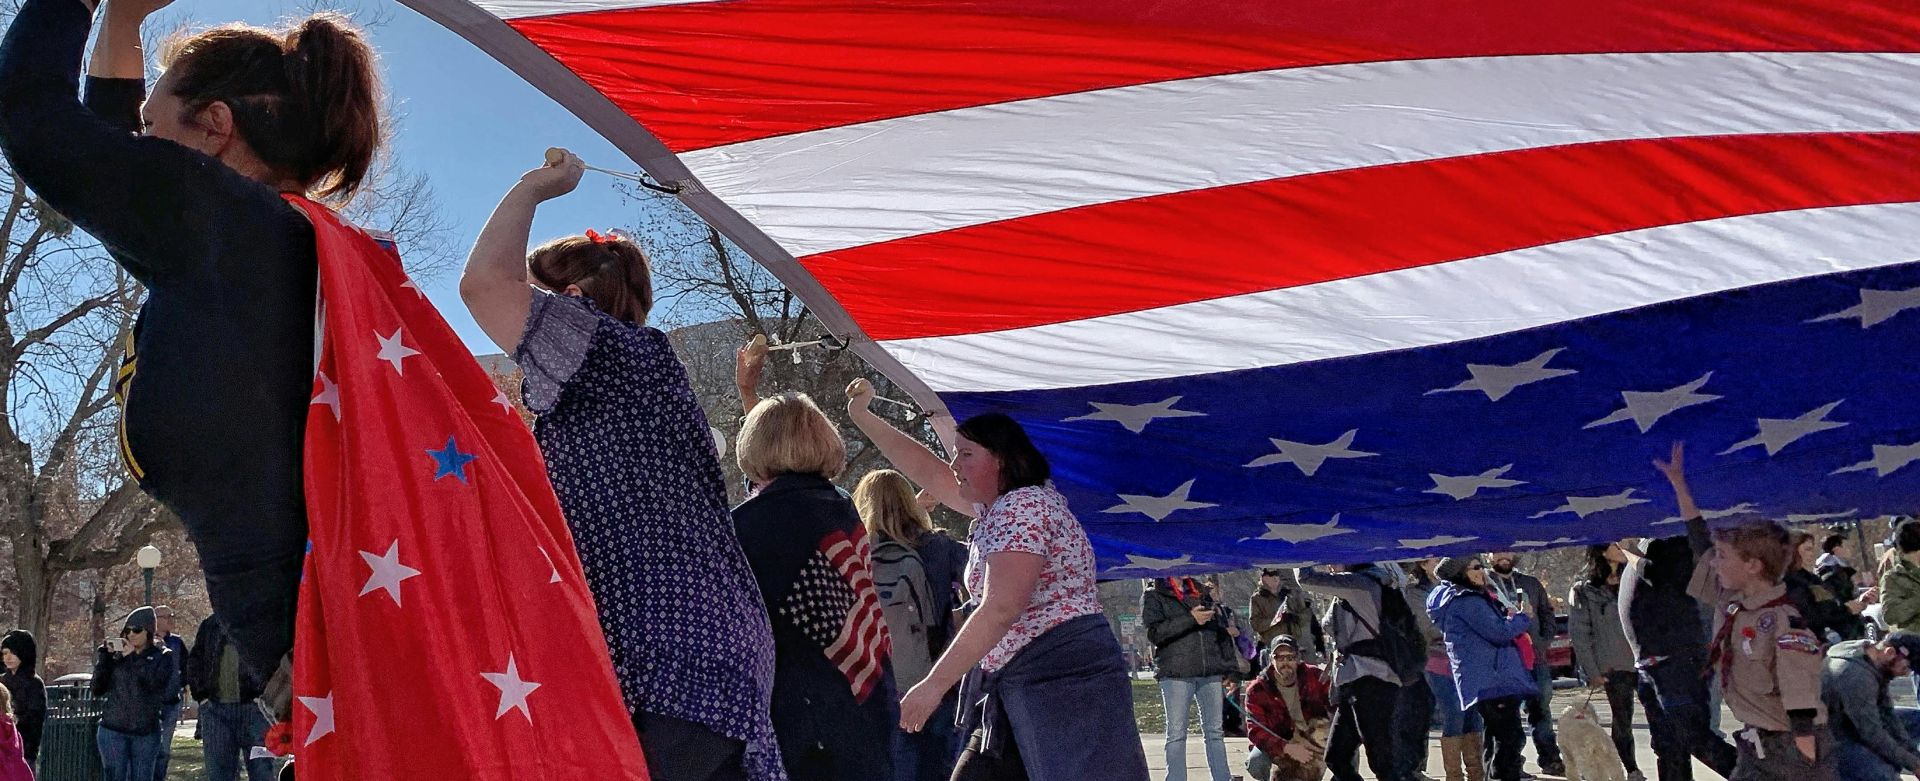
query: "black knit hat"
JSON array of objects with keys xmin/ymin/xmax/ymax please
[{"xmin": 0, "ymin": 630, "xmax": 36, "ymax": 675}]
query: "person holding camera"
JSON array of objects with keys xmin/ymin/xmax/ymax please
[
  {"xmin": 91, "ymin": 607, "xmax": 175, "ymax": 781},
  {"xmin": 1144, "ymin": 576, "xmax": 1241, "ymax": 781}
]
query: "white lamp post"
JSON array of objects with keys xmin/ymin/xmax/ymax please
[{"xmin": 136, "ymin": 544, "xmax": 162, "ymax": 606}]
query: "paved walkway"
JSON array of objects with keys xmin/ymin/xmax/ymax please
[{"xmin": 1143, "ymin": 685, "xmax": 1813, "ymax": 780}]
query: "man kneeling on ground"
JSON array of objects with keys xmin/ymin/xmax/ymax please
[
  {"xmin": 1822, "ymin": 630, "xmax": 1920, "ymax": 780},
  {"xmin": 1245, "ymin": 635, "xmax": 1331, "ymax": 781}
]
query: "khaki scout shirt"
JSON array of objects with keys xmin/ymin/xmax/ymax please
[{"xmin": 1691, "ymin": 549, "xmax": 1827, "ymax": 732}]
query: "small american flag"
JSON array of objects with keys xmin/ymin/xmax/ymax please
[{"xmin": 780, "ymin": 529, "xmax": 890, "ymax": 703}]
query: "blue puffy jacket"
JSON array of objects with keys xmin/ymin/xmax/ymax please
[{"xmin": 1427, "ymin": 582, "xmax": 1536, "ymax": 709}]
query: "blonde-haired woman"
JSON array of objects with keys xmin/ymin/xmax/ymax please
[
  {"xmin": 854, "ymin": 470, "xmax": 968, "ymax": 781},
  {"xmin": 734, "ymin": 393, "xmax": 897, "ymax": 781}
]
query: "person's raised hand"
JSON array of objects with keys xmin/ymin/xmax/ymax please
[
  {"xmin": 735, "ymin": 335, "xmax": 768, "ymax": 393},
  {"xmin": 1652, "ymin": 441, "xmax": 1687, "ymax": 484},
  {"xmin": 1189, "ymin": 605, "xmax": 1216, "ymax": 625},
  {"xmin": 517, "ymin": 148, "xmax": 586, "ymax": 203},
  {"xmin": 846, "ymin": 378, "xmax": 876, "ymax": 415}
]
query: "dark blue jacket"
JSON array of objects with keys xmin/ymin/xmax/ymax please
[{"xmin": 1429, "ymin": 582, "xmax": 1535, "ymax": 709}]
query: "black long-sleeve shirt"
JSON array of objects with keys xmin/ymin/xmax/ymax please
[{"xmin": 0, "ymin": 0, "xmax": 315, "ymax": 681}]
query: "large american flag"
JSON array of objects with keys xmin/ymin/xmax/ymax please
[{"xmin": 406, "ymin": 1, "xmax": 1920, "ymax": 575}]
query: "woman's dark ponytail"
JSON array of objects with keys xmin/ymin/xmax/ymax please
[{"xmin": 162, "ymin": 14, "xmax": 383, "ymax": 203}]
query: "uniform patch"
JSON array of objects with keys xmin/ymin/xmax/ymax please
[
  {"xmin": 1776, "ymin": 630, "xmax": 1820, "ymax": 655},
  {"xmin": 1757, "ymin": 612, "xmax": 1777, "ymax": 633}
]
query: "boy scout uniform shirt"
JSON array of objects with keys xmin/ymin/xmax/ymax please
[{"xmin": 1690, "ymin": 549, "xmax": 1828, "ymax": 733}]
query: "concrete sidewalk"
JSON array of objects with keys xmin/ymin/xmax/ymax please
[{"xmin": 1143, "ymin": 684, "xmax": 1846, "ymax": 780}]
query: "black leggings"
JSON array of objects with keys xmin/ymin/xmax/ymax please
[
  {"xmin": 1327, "ymin": 677, "xmax": 1399, "ymax": 781},
  {"xmin": 1603, "ymin": 671, "xmax": 1642, "ymax": 773},
  {"xmin": 1478, "ymin": 696, "xmax": 1528, "ymax": 781}
]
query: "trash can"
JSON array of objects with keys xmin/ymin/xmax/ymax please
[{"xmin": 38, "ymin": 683, "xmax": 104, "ymax": 781}]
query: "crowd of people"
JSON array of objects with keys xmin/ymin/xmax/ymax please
[
  {"xmin": 1144, "ymin": 444, "xmax": 1920, "ymax": 781},
  {"xmin": 0, "ymin": 2, "xmax": 1917, "ymax": 781}
]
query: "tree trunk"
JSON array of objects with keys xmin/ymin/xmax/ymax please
[{"xmin": 11, "ymin": 529, "xmax": 58, "ymax": 644}]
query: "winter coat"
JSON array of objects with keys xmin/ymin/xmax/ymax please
[
  {"xmin": 185, "ymin": 615, "xmax": 264, "ymax": 704},
  {"xmin": 1786, "ymin": 568, "xmax": 1864, "ymax": 642},
  {"xmin": 1879, "ymin": 556, "xmax": 1920, "ymax": 631},
  {"xmin": 1251, "ymin": 580, "xmax": 1325, "ymax": 660},
  {"xmin": 1244, "ymin": 663, "xmax": 1331, "ymax": 760},
  {"xmin": 1297, "ymin": 565, "xmax": 1402, "ymax": 687},
  {"xmin": 91, "ymin": 643, "xmax": 173, "ymax": 735},
  {"xmin": 1487, "ymin": 570, "xmax": 1553, "ymax": 648},
  {"xmin": 1816, "ymin": 553, "xmax": 1861, "ymax": 603},
  {"xmin": 1428, "ymin": 582, "xmax": 1535, "ymax": 709},
  {"xmin": 1142, "ymin": 579, "xmax": 1238, "ymax": 680},
  {"xmin": 0, "ymin": 718, "xmax": 31, "ymax": 781},
  {"xmin": 1822, "ymin": 640, "xmax": 1920, "ymax": 769},
  {"xmin": 0, "ymin": 631, "xmax": 43, "ymax": 764},
  {"xmin": 1406, "ymin": 579, "xmax": 1447, "ymax": 662},
  {"xmin": 1567, "ymin": 580, "xmax": 1636, "ymax": 680},
  {"xmin": 1620, "ymin": 530, "xmax": 1711, "ymax": 662}
]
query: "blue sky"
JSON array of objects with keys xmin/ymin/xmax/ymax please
[{"xmin": 168, "ymin": 0, "xmax": 670, "ymax": 352}]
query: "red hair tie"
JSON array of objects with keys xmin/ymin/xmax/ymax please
[{"xmin": 585, "ymin": 229, "xmax": 611, "ymax": 244}]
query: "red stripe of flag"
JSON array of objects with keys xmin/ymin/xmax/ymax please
[
  {"xmin": 797, "ymin": 132, "xmax": 1920, "ymax": 341},
  {"xmin": 508, "ymin": 0, "xmax": 1920, "ymax": 151}
]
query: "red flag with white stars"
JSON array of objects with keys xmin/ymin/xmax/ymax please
[{"xmin": 286, "ymin": 196, "xmax": 649, "ymax": 779}]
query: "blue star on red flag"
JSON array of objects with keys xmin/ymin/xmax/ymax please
[{"xmin": 426, "ymin": 436, "xmax": 477, "ymax": 483}]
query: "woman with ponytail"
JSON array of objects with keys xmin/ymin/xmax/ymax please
[
  {"xmin": 0, "ymin": 0, "xmax": 379, "ymax": 691},
  {"xmin": 0, "ymin": 3, "xmax": 651, "ymax": 777}
]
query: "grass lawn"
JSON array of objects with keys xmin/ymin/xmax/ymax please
[{"xmin": 168, "ymin": 733, "xmax": 206, "ymax": 780}]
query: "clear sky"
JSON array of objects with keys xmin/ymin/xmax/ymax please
[{"xmin": 163, "ymin": 0, "xmax": 672, "ymax": 353}]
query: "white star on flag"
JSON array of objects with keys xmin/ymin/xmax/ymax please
[
  {"xmin": 1400, "ymin": 534, "xmax": 1479, "ymax": 550},
  {"xmin": 1427, "ymin": 348, "xmax": 1577, "ymax": 402},
  {"xmin": 1809, "ymin": 285, "xmax": 1920, "ymax": 328},
  {"xmin": 1245, "ymin": 430, "xmax": 1377, "ymax": 476},
  {"xmin": 1512, "ymin": 537, "xmax": 1579, "ymax": 549},
  {"xmin": 1063, "ymin": 396, "xmax": 1207, "ymax": 434},
  {"xmin": 1786, "ymin": 509, "xmax": 1858, "ymax": 523},
  {"xmin": 1239, "ymin": 515, "xmax": 1355, "ymax": 544},
  {"xmin": 358, "ymin": 540, "xmax": 423, "ymax": 607},
  {"xmin": 1656, "ymin": 502, "xmax": 1760, "ymax": 525},
  {"xmin": 1530, "ymin": 489, "xmax": 1650, "ymax": 519},
  {"xmin": 1112, "ymin": 553, "xmax": 1196, "ymax": 571},
  {"xmin": 1719, "ymin": 401, "xmax": 1847, "ymax": 456},
  {"xmin": 1585, "ymin": 373, "xmax": 1721, "ymax": 433},
  {"xmin": 538, "ymin": 548, "xmax": 563, "ymax": 584},
  {"xmin": 1832, "ymin": 440, "xmax": 1920, "ymax": 478},
  {"xmin": 298, "ymin": 692, "xmax": 335, "ymax": 746},
  {"xmin": 482, "ymin": 654, "xmax": 543, "ymax": 721},
  {"xmin": 493, "ymin": 389, "xmax": 516, "ymax": 415},
  {"xmin": 1425, "ymin": 465, "xmax": 1526, "ymax": 501},
  {"xmin": 375, "ymin": 328, "xmax": 422, "ymax": 376},
  {"xmin": 401, "ymin": 278, "xmax": 427, "ymax": 298},
  {"xmin": 1103, "ymin": 479, "xmax": 1216, "ymax": 521},
  {"xmin": 311, "ymin": 372, "xmax": 341, "ymax": 421}
]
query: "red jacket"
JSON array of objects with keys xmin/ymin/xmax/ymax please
[{"xmin": 1244, "ymin": 663, "xmax": 1332, "ymax": 759}]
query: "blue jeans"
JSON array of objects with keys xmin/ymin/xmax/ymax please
[
  {"xmin": 1830, "ymin": 706, "xmax": 1920, "ymax": 781},
  {"xmin": 1524, "ymin": 662, "xmax": 1563, "ymax": 766},
  {"xmin": 152, "ymin": 701, "xmax": 181, "ymax": 781},
  {"xmin": 97, "ymin": 726, "xmax": 161, "ymax": 781},
  {"xmin": 1428, "ymin": 671, "xmax": 1483, "ymax": 737},
  {"xmin": 201, "ymin": 701, "xmax": 278, "ymax": 781},
  {"xmin": 1160, "ymin": 677, "xmax": 1229, "ymax": 781}
]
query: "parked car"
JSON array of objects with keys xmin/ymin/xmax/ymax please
[{"xmin": 1549, "ymin": 614, "xmax": 1575, "ymax": 679}]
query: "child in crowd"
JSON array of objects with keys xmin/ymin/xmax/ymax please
[
  {"xmin": 0, "ymin": 685, "xmax": 31, "ymax": 781},
  {"xmin": 1654, "ymin": 443, "xmax": 1832, "ymax": 780}
]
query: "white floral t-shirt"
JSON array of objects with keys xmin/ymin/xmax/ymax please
[{"xmin": 966, "ymin": 485, "xmax": 1103, "ymax": 671}]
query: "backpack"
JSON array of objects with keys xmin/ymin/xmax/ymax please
[
  {"xmin": 871, "ymin": 539, "xmax": 939, "ymax": 689},
  {"xmin": 1339, "ymin": 576, "xmax": 1428, "ymax": 683}
]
